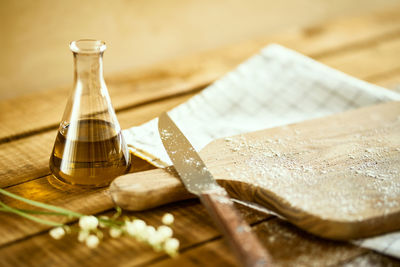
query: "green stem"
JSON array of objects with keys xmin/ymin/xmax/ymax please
[
  {"xmin": 1, "ymin": 206, "xmax": 123, "ymax": 226},
  {"xmin": 15, "ymin": 209, "xmax": 73, "ymax": 216},
  {"xmin": 112, "ymin": 206, "xmax": 122, "ymax": 219},
  {"xmin": 0, "ymin": 188, "xmax": 83, "ymax": 217},
  {"xmin": 99, "ymin": 217, "xmax": 124, "ymax": 227},
  {"xmin": 0, "ymin": 189, "xmax": 125, "ymax": 228},
  {"xmin": 0, "ymin": 202, "xmax": 63, "ymax": 227}
]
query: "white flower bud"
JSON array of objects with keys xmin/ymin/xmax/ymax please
[
  {"xmin": 164, "ymin": 238, "xmax": 179, "ymax": 255},
  {"xmin": 125, "ymin": 219, "xmax": 146, "ymax": 237},
  {"xmin": 78, "ymin": 230, "xmax": 90, "ymax": 242},
  {"xmin": 49, "ymin": 227, "xmax": 65, "ymax": 240},
  {"xmin": 125, "ymin": 222, "xmax": 136, "ymax": 236},
  {"xmin": 148, "ymin": 233, "xmax": 163, "ymax": 246},
  {"xmin": 157, "ymin": 225, "xmax": 173, "ymax": 241},
  {"xmin": 136, "ymin": 225, "xmax": 155, "ymax": 241},
  {"xmin": 146, "ymin": 226, "xmax": 156, "ymax": 237},
  {"xmin": 86, "ymin": 235, "xmax": 100, "ymax": 248},
  {"xmin": 109, "ymin": 228, "xmax": 122, "ymax": 238},
  {"xmin": 133, "ymin": 219, "xmax": 147, "ymax": 231},
  {"xmin": 79, "ymin": 216, "xmax": 99, "ymax": 230},
  {"xmin": 162, "ymin": 213, "xmax": 174, "ymax": 225}
]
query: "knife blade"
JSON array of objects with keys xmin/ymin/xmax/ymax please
[{"xmin": 158, "ymin": 112, "xmax": 273, "ymax": 267}]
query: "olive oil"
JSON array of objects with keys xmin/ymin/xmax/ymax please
[{"xmin": 49, "ymin": 119, "xmax": 130, "ymax": 188}]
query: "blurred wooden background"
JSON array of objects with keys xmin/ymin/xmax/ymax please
[{"xmin": 0, "ymin": 0, "xmax": 399, "ymax": 100}]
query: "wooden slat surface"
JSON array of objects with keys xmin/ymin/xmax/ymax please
[
  {"xmin": 2, "ymin": 33, "xmax": 400, "ymax": 190},
  {"xmin": 0, "ymin": 201, "xmax": 366, "ymax": 267},
  {"xmin": 0, "ymin": 31, "xmax": 400, "ymax": 191},
  {"xmin": 148, "ymin": 218, "xmax": 366, "ymax": 267},
  {"xmin": 0, "ymin": 201, "xmax": 269, "ymax": 266},
  {"xmin": 2, "ymin": 6, "xmax": 400, "ymax": 142},
  {"xmin": 0, "ymin": 94, "xmax": 193, "ymax": 188},
  {"xmin": 1, "ymin": 5, "xmax": 400, "ymax": 267}
]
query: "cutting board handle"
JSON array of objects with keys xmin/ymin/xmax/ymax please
[{"xmin": 109, "ymin": 167, "xmax": 193, "ymax": 210}]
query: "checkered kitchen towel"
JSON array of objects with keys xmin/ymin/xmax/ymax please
[
  {"xmin": 123, "ymin": 44, "xmax": 400, "ymax": 258},
  {"xmin": 123, "ymin": 44, "xmax": 400, "ymax": 167}
]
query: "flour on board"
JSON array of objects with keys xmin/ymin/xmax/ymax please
[{"xmin": 215, "ymin": 124, "xmax": 400, "ymax": 221}]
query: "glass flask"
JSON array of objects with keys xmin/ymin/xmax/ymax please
[{"xmin": 49, "ymin": 39, "xmax": 131, "ymax": 188}]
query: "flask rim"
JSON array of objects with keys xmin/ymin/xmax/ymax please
[{"xmin": 70, "ymin": 39, "xmax": 106, "ymax": 54}]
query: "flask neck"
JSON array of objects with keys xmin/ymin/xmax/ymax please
[{"xmin": 73, "ymin": 52, "xmax": 105, "ymax": 93}]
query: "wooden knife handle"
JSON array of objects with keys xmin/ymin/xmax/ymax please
[{"xmin": 200, "ymin": 190, "xmax": 274, "ymax": 267}]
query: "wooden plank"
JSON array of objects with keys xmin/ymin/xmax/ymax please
[
  {"xmin": 2, "ymin": 6, "xmax": 400, "ymax": 141},
  {"xmin": 0, "ymin": 208, "xmax": 366, "ymax": 267},
  {"xmin": 0, "ymin": 76, "xmax": 206, "ymax": 144},
  {"xmin": 149, "ymin": 226, "xmax": 400, "ymax": 267},
  {"xmin": 0, "ymin": 165, "xmax": 224, "ymax": 247},
  {"xmin": 0, "ymin": 199, "xmax": 268, "ymax": 263},
  {"xmin": 0, "ymin": 178, "xmax": 112, "ymax": 246},
  {"xmin": 148, "ymin": 219, "xmax": 366, "ymax": 267},
  {"xmin": 368, "ymin": 69, "xmax": 400, "ymax": 91},
  {"xmin": 3, "ymin": 0, "xmax": 399, "ymax": 100},
  {"xmin": 151, "ymin": 237, "xmax": 240, "ymax": 267},
  {"xmin": 0, "ymin": 93, "xmax": 193, "ymax": 188},
  {"xmin": 0, "ymin": 120, "xmax": 258, "ymax": 247},
  {"xmin": 2, "ymin": 34, "xmax": 400, "ymax": 190},
  {"xmin": 321, "ymin": 38, "xmax": 400, "ymax": 80},
  {"xmin": 1, "ymin": 197, "xmax": 395, "ymax": 267}
]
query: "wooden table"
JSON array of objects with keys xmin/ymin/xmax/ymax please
[{"xmin": 1, "ymin": 6, "xmax": 400, "ymax": 267}]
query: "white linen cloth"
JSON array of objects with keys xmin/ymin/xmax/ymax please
[{"xmin": 123, "ymin": 44, "xmax": 400, "ymax": 258}]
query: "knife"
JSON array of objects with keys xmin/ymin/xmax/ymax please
[{"xmin": 158, "ymin": 112, "xmax": 274, "ymax": 267}]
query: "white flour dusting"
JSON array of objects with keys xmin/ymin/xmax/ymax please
[{"xmin": 209, "ymin": 122, "xmax": 400, "ymax": 222}]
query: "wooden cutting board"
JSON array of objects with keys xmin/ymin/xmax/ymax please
[{"xmin": 110, "ymin": 101, "xmax": 400, "ymax": 240}]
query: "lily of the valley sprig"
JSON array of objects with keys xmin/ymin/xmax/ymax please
[{"xmin": 0, "ymin": 188, "xmax": 179, "ymax": 257}]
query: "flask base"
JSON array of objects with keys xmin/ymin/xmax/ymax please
[{"xmin": 47, "ymin": 175, "xmax": 111, "ymax": 191}]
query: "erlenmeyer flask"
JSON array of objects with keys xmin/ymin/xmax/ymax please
[{"xmin": 49, "ymin": 39, "xmax": 131, "ymax": 188}]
